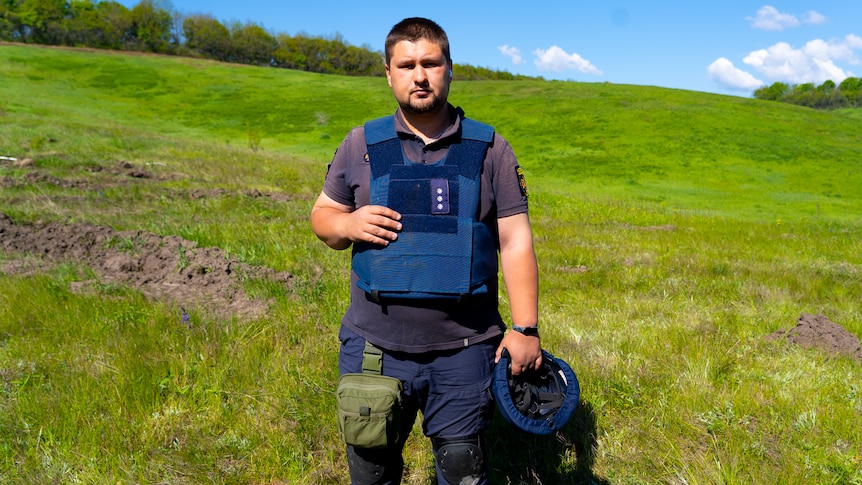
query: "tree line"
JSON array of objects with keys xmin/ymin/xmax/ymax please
[
  {"xmin": 753, "ymin": 78, "xmax": 862, "ymax": 109},
  {"xmin": 0, "ymin": 0, "xmax": 541, "ymax": 80}
]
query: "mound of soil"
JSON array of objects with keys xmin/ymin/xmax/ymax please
[
  {"xmin": 766, "ymin": 312, "xmax": 862, "ymax": 362},
  {"xmin": 0, "ymin": 213, "xmax": 293, "ymax": 320}
]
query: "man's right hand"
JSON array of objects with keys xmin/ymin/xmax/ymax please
[
  {"xmin": 311, "ymin": 192, "xmax": 401, "ymax": 250},
  {"xmin": 343, "ymin": 204, "xmax": 403, "ymax": 246}
]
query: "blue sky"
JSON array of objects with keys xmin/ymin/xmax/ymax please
[{"xmin": 124, "ymin": 1, "xmax": 861, "ymax": 96}]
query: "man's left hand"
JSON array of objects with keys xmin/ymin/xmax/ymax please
[{"xmin": 495, "ymin": 331, "xmax": 542, "ymax": 376}]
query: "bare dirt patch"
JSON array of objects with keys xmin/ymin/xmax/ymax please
[
  {"xmin": 766, "ymin": 312, "xmax": 862, "ymax": 362},
  {"xmin": 0, "ymin": 213, "xmax": 293, "ymax": 320},
  {"xmin": 0, "ymin": 156, "xmax": 305, "ymax": 321}
]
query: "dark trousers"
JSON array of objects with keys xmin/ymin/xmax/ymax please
[{"xmin": 338, "ymin": 325, "xmax": 498, "ymax": 485}]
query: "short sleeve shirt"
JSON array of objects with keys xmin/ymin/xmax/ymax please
[{"xmin": 323, "ymin": 105, "xmax": 528, "ymax": 352}]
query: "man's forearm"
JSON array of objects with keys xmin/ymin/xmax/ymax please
[
  {"xmin": 501, "ymin": 244, "xmax": 539, "ymax": 327},
  {"xmin": 311, "ymin": 206, "xmax": 353, "ymax": 250}
]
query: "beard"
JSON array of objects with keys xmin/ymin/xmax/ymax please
[{"xmin": 399, "ymin": 90, "xmax": 446, "ymax": 116}]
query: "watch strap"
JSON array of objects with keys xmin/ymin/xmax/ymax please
[{"xmin": 511, "ymin": 324, "xmax": 540, "ymax": 337}]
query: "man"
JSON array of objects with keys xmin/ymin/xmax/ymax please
[{"xmin": 311, "ymin": 17, "xmax": 542, "ymax": 485}]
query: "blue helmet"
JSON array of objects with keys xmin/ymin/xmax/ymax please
[{"xmin": 492, "ymin": 349, "xmax": 580, "ymax": 435}]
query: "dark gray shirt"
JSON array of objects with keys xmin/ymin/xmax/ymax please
[{"xmin": 323, "ymin": 105, "xmax": 528, "ymax": 352}]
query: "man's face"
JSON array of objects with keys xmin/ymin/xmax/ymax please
[{"xmin": 385, "ymin": 39, "xmax": 451, "ymax": 116}]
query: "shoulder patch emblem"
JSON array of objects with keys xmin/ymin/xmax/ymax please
[{"xmin": 516, "ymin": 165, "xmax": 529, "ymax": 198}]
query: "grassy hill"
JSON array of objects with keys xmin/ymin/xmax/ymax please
[
  {"xmin": 1, "ymin": 43, "xmax": 860, "ymax": 484},
  {"xmin": 4, "ymin": 44, "xmax": 861, "ymax": 224}
]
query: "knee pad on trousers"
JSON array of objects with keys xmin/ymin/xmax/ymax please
[
  {"xmin": 346, "ymin": 445, "xmax": 402, "ymax": 485},
  {"xmin": 432, "ymin": 434, "xmax": 485, "ymax": 485}
]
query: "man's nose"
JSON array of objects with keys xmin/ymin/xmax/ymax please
[{"xmin": 413, "ymin": 66, "xmax": 428, "ymax": 83}]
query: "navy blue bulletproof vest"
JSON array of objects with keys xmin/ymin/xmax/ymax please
[{"xmin": 351, "ymin": 115, "xmax": 497, "ymax": 301}]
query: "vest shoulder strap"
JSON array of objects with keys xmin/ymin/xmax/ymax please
[
  {"xmin": 460, "ymin": 118, "xmax": 495, "ymax": 143},
  {"xmin": 364, "ymin": 115, "xmax": 397, "ymax": 145}
]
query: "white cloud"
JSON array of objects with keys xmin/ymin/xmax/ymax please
[
  {"xmin": 802, "ymin": 10, "xmax": 827, "ymax": 26},
  {"xmin": 707, "ymin": 57, "xmax": 764, "ymax": 91},
  {"xmin": 747, "ymin": 6, "xmax": 799, "ymax": 31},
  {"xmin": 747, "ymin": 6, "xmax": 828, "ymax": 31},
  {"xmin": 742, "ymin": 35, "xmax": 861, "ymax": 84},
  {"xmin": 804, "ymin": 35, "xmax": 862, "ymax": 64},
  {"xmin": 498, "ymin": 45, "xmax": 524, "ymax": 65},
  {"xmin": 533, "ymin": 46, "xmax": 602, "ymax": 75}
]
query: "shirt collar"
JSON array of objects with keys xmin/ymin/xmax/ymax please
[{"xmin": 393, "ymin": 104, "xmax": 464, "ymax": 144}]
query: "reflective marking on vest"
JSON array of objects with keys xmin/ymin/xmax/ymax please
[
  {"xmin": 430, "ymin": 178, "xmax": 450, "ymax": 215},
  {"xmin": 352, "ymin": 115, "xmax": 496, "ymax": 300}
]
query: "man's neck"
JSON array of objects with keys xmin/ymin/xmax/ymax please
[{"xmin": 401, "ymin": 107, "xmax": 451, "ymax": 144}]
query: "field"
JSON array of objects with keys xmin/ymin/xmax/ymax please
[{"xmin": 1, "ymin": 43, "xmax": 861, "ymax": 484}]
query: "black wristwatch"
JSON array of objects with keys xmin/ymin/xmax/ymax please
[{"xmin": 511, "ymin": 325, "xmax": 540, "ymax": 338}]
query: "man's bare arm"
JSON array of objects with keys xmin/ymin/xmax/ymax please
[{"xmin": 495, "ymin": 212, "xmax": 543, "ymax": 375}]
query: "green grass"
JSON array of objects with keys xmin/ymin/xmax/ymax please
[{"xmin": 1, "ymin": 43, "xmax": 861, "ymax": 484}]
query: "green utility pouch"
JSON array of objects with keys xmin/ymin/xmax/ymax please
[{"xmin": 336, "ymin": 341, "xmax": 403, "ymax": 448}]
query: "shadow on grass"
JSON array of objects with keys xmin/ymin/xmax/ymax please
[{"xmin": 486, "ymin": 400, "xmax": 608, "ymax": 484}]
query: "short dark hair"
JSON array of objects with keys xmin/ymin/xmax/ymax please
[{"xmin": 385, "ymin": 17, "xmax": 451, "ymax": 66}]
